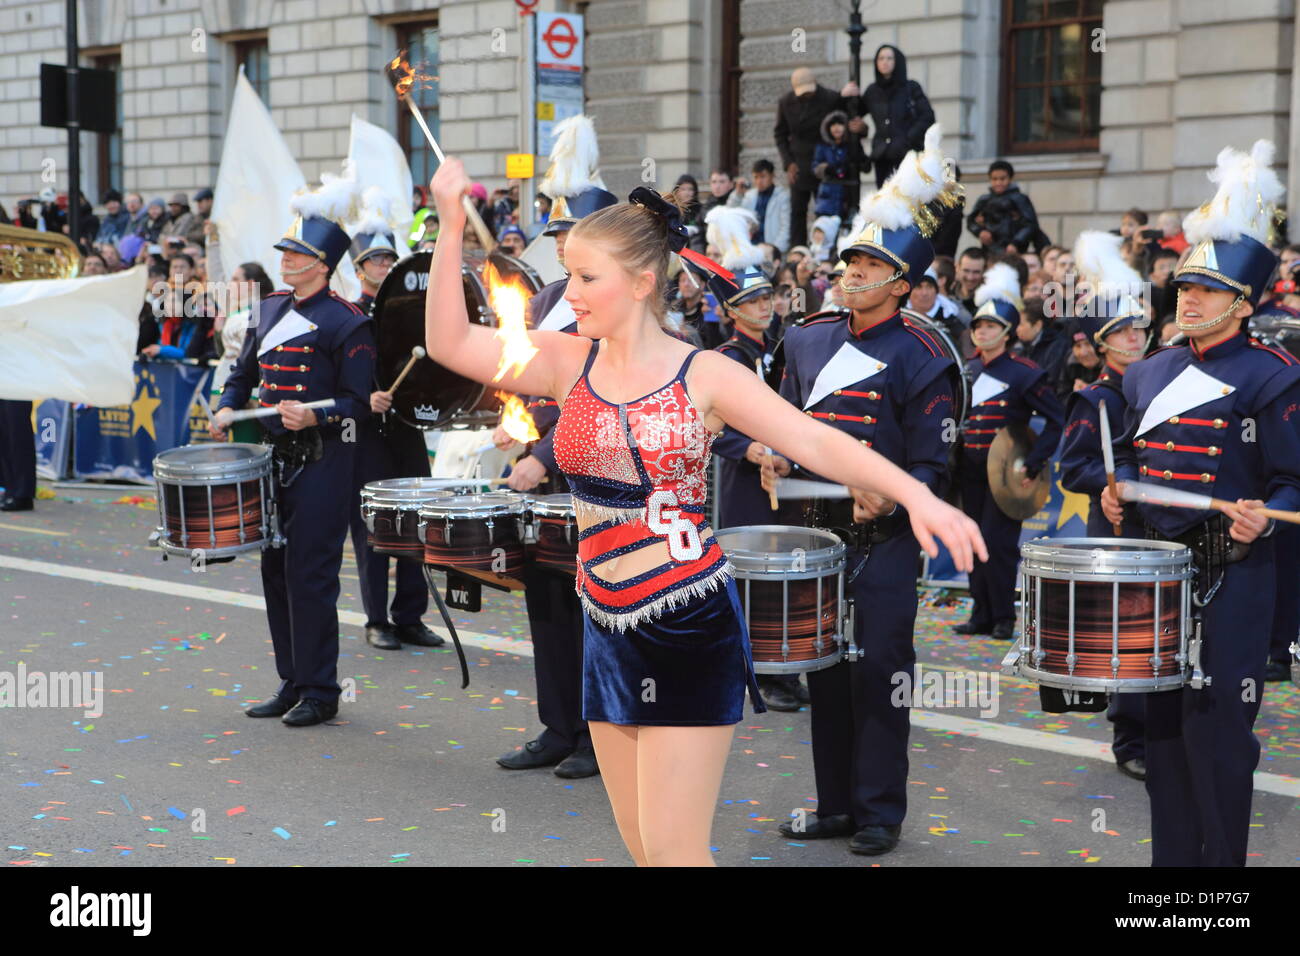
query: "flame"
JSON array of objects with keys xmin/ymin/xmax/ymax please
[
  {"xmin": 496, "ymin": 391, "xmax": 540, "ymax": 444},
  {"xmin": 483, "ymin": 259, "xmax": 540, "ymax": 381},
  {"xmin": 386, "ymin": 51, "xmax": 436, "ymax": 100}
]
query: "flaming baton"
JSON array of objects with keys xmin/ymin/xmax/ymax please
[{"xmin": 386, "ymin": 52, "xmax": 495, "ymax": 252}]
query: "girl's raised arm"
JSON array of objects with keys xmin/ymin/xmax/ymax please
[{"xmin": 423, "ymin": 158, "xmax": 589, "ymax": 399}]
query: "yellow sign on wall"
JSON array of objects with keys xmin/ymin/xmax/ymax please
[
  {"xmin": 536, "ymin": 101, "xmax": 555, "ymax": 121},
  {"xmin": 506, "ymin": 154, "xmax": 535, "ymax": 179}
]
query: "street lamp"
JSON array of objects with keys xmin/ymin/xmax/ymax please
[{"xmin": 846, "ymin": 0, "xmax": 867, "ymax": 89}]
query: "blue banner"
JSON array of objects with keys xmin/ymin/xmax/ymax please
[
  {"xmin": 33, "ymin": 399, "xmax": 73, "ymax": 480},
  {"xmin": 74, "ymin": 361, "xmax": 216, "ymax": 483}
]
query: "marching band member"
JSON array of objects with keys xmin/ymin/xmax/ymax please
[
  {"xmin": 210, "ymin": 170, "xmax": 376, "ymax": 727},
  {"xmin": 346, "ymin": 195, "xmax": 444, "ymax": 651},
  {"xmin": 495, "ymin": 114, "xmax": 616, "ymax": 779},
  {"xmin": 0, "ymin": 400, "xmax": 36, "ymax": 512},
  {"xmin": 1056, "ymin": 230, "xmax": 1149, "ymax": 780},
  {"xmin": 705, "ymin": 204, "xmax": 806, "ymax": 712},
  {"xmin": 1101, "ymin": 140, "xmax": 1300, "ymax": 866},
  {"xmin": 764, "ymin": 125, "xmax": 963, "ymax": 855},
  {"xmin": 424, "ymin": 153, "xmax": 985, "ymax": 867},
  {"xmin": 955, "ymin": 262, "xmax": 1065, "ymax": 639}
]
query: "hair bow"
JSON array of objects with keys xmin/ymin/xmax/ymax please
[
  {"xmin": 628, "ymin": 185, "xmax": 734, "ymax": 282},
  {"xmin": 628, "ymin": 186, "xmax": 689, "ymax": 252}
]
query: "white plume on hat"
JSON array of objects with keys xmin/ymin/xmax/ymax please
[
  {"xmin": 290, "ymin": 158, "xmax": 362, "ymax": 225},
  {"xmin": 539, "ymin": 114, "xmax": 606, "ymax": 199},
  {"xmin": 705, "ymin": 205, "xmax": 764, "ymax": 270},
  {"xmin": 974, "ymin": 262, "xmax": 1023, "ymax": 310},
  {"xmin": 353, "ymin": 185, "xmax": 402, "ymax": 237},
  {"xmin": 1183, "ymin": 139, "xmax": 1284, "ymax": 246},
  {"xmin": 857, "ymin": 123, "xmax": 957, "ymax": 233},
  {"xmin": 1073, "ymin": 230, "xmax": 1142, "ymax": 295}
]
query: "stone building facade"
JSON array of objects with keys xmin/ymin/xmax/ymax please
[{"xmin": 0, "ymin": 0, "xmax": 1294, "ymax": 249}]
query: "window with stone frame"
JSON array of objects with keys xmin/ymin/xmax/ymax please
[
  {"xmin": 234, "ymin": 35, "xmax": 270, "ymax": 103},
  {"xmin": 396, "ymin": 20, "xmax": 440, "ymax": 190},
  {"xmin": 1001, "ymin": 0, "xmax": 1103, "ymax": 153}
]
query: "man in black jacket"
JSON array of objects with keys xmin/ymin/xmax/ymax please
[{"xmin": 775, "ymin": 67, "xmax": 859, "ymax": 251}]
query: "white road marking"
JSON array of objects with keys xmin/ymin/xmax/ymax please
[
  {"xmin": 3, "ymin": 553, "xmax": 1298, "ymax": 798},
  {"xmin": 0, "ymin": 554, "xmax": 530, "ymax": 658}
]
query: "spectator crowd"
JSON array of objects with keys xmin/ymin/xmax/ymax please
[{"xmin": 4, "ymin": 40, "xmax": 1296, "ymax": 397}]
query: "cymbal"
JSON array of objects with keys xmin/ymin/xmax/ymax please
[{"xmin": 987, "ymin": 422, "xmax": 1050, "ymax": 521}]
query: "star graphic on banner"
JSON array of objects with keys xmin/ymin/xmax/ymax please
[
  {"xmin": 1056, "ymin": 479, "xmax": 1090, "ymax": 530},
  {"xmin": 130, "ymin": 377, "xmax": 162, "ymax": 441}
]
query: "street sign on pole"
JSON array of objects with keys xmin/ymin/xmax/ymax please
[{"xmin": 534, "ymin": 12, "xmax": 585, "ymax": 159}]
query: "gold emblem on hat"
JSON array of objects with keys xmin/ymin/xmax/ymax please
[{"xmin": 1182, "ymin": 239, "xmax": 1219, "ymax": 273}]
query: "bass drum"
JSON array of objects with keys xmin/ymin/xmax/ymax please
[
  {"xmin": 764, "ymin": 309, "xmax": 970, "ymax": 426},
  {"xmin": 372, "ymin": 251, "xmax": 545, "ymax": 430}
]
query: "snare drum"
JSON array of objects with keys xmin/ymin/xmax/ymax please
[
  {"xmin": 419, "ymin": 492, "xmax": 528, "ymax": 590},
  {"xmin": 360, "ymin": 477, "xmax": 484, "ymax": 558},
  {"xmin": 714, "ymin": 525, "xmax": 848, "ymax": 675},
  {"xmin": 1002, "ymin": 538, "xmax": 1194, "ymax": 693},
  {"xmin": 528, "ymin": 493, "xmax": 577, "ymax": 575},
  {"xmin": 152, "ymin": 443, "xmax": 275, "ymax": 559}
]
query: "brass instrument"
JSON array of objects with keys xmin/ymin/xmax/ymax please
[{"xmin": 0, "ymin": 222, "xmax": 82, "ymax": 282}]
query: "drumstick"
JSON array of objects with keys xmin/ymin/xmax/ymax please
[
  {"xmin": 756, "ymin": 358, "xmax": 779, "ymax": 511},
  {"xmin": 224, "ymin": 399, "xmax": 335, "ymax": 423},
  {"xmin": 1118, "ymin": 480, "xmax": 1300, "ymax": 526},
  {"xmin": 1097, "ymin": 399, "xmax": 1124, "ymax": 536},
  {"xmin": 386, "ymin": 345, "xmax": 426, "ymax": 393}
]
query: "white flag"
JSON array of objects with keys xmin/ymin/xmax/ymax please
[
  {"xmin": 347, "ymin": 114, "xmax": 415, "ymax": 254},
  {"xmin": 212, "ymin": 69, "xmax": 306, "ymax": 289},
  {"xmin": 0, "ymin": 266, "xmax": 147, "ymax": 405}
]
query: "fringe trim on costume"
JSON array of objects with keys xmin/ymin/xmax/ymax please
[
  {"xmin": 580, "ymin": 561, "xmax": 734, "ymax": 633},
  {"xmin": 573, "ymin": 499, "xmax": 645, "ymax": 527}
]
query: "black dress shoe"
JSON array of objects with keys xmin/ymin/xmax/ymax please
[
  {"xmin": 760, "ymin": 683, "xmax": 802, "ymax": 712},
  {"xmin": 365, "ymin": 624, "xmax": 401, "ymax": 650},
  {"xmin": 554, "ymin": 747, "xmax": 599, "ymax": 778},
  {"xmin": 394, "ymin": 622, "xmax": 445, "ymax": 647},
  {"xmin": 246, "ymin": 694, "xmax": 295, "ymax": 718},
  {"xmin": 778, "ymin": 812, "xmax": 855, "ymax": 840},
  {"xmin": 1117, "ymin": 757, "xmax": 1147, "ymax": 781},
  {"xmin": 849, "ymin": 823, "xmax": 902, "ymax": 855},
  {"xmin": 497, "ymin": 738, "xmax": 572, "ymax": 770},
  {"xmin": 0, "ymin": 496, "xmax": 34, "ymax": 512},
  {"xmin": 952, "ymin": 620, "xmax": 991, "ymax": 635},
  {"xmin": 991, "ymin": 621, "xmax": 1015, "ymax": 640},
  {"xmin": 1265, "ymin": 660, "xmax": 1291, "ymax": 682},
  {"xmin": 282, "ymin": 697, "xmax": 338, "ymax": 727}
]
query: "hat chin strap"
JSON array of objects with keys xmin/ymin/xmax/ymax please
[
  {"xmin": 281, "ymin": 259, "xmax": 320, "ymax": 277},
  {"xmin": 1101, "ymin": 331, "xmax": 1150, "ymax": 359},
  {"xmin": 840, "ymin": 270, "xmax": 902, "ymax": 294},
  {"xmin": 1175, "ymin": 288, "xmax": 1244, "ymax": 332},
  {"xmin": 973, "ymin": 325, "xmax": 1010, "ymax": 350}
]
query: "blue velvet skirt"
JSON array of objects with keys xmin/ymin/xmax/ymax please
[{"xmin": 582, "ymin": 577, "xmax": 767, "ymax": 726}]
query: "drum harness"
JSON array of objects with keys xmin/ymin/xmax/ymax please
[
  {"xmin": 264, "ymin": 426, "xmax": 324, "ymax": 489},
  {"xmin": 1144, "ymin": 513, "xmax": 1249, "ymax": 690},
  {"xmin": 803, "ymin": 497, "xmax": 905, "ymax": 664}
]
